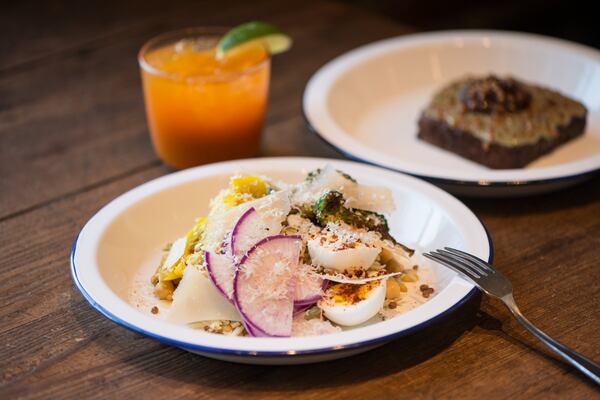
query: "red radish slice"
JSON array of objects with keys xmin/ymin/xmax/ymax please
[
  {"xmin": 204, "ymin": 251, "xmax": 236, "ymax": 302},
  {"xmin": 244, "ymin": 319, "xmax": 269, "ymax": 337},
  {"xmin": 230, "ymin": 207, "xmax": 272, "ymax": 261},
  {"xmin": 294, "ymin": 264, "xmax": 326, "ymax": 306},
  {"xmin": 234, "ymin": 235, "xmax": 302, "ymax": 337}
]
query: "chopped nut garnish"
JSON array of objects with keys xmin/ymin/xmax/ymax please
[
  {"xmin": 388, "ymin": 302, "xmax": 397, "ymax": 309},
  {"xmin": 151, "ymin": 306, "xmax": 159, "ymax": 315},
  {"xmin": 189, "ymin": 320, "xmax": 247, "ymax": 336}
]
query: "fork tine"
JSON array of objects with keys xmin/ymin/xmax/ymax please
[
  {"xmin": 422, "ymin": 253, "xmax": 468, "ymax": 277},
  {"xmin": 430, "ymin": 251, "xmax": 484, "ymax": 278},
  {"xmin": 437, "ymin": 249, "xmax": 489, "ymax": 276},
  {"xmin": 423, "ymin": 252, "xmax": 481, "ymax": 280},
  {"xmin": 444, "ymin": 247, "xmax": 494, "ymax": 272}
]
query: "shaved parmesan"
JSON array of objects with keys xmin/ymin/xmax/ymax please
[
  {"xmin": 293, "ymin": 164, "xmax": 394, "ymax": 213},
  {"xmin": 163, "ymin": 237, "xmax": 186, "ymax": 271},
  {"xmin": 166, "ymin": 266, "xmax": 241, "ymax": 324},
  {"xmin": 345, "ymin": 185, "xmax": 394, "ymax": 214}
]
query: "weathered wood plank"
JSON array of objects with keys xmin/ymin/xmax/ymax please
[
  {"xmin": 0, "ymin": 0, "xmax": 407, "ymax": 220},
  {"xmin": 0, "ymin": 0, "xmax": 283, "ymax": 72}
]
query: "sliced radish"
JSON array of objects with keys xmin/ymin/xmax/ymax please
[
  {"xmin": 230, "ymin": 207, "xmax": 271, "ymax": 261},
  {"xmin": 294, "ymin": 264, "xmax": 326, "ymax": 306},
  {"xmin": 293, "ymin": 303, "xmax": 312, "ymax": 315},
  {"xmin": 244, "ymin": 319, "xmax": 269, "ymax": 337},
  {"xmin": 204, "ymin": 251, "xmax": 236, "ymax": 302},
  {"xmin": 233, "ymin": 235, "xmax": 302, "ymax": 337},
  {"xmin": 203, "ymin": 190, "xmax": 290, "ymax": 252},
  {"xmin": 207, "ymin": 207, "xmax": 289, "ymax": 304}
]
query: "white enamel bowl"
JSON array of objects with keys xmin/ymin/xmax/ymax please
[
  {"xmin": 303, "ymin": 31, "xmax": 600, "ymax": 197},
  {"xmin": 71, "ymin": 157, "xmax": 491, "ymax": 365}
]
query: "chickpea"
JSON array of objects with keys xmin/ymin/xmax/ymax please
[
  {"xmin": 401, "ymin": 269, "xmax": 418, "ymax": 282},
  {"xmin": 386, "ymin": 279, "xmax": 402, "ymax": 299},
  {"xmin": 386, "ymin": 258, "xmax": 404, "ymax": 272},
  {"xmin": 395, "ymin": 279, "xmax": 408, "ymax": 292},
  {"xmin": 153, "ymin": 280, "xmax": 174, "ymax": 301}
]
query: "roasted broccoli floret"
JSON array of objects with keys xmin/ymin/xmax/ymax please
[
  {"xmin": 313, "ymin": 191, "xmax": 352, "ymax": 225},
  {"xmin": 289, "ymin": 204, "xmax": 316, "ymax": 221},
  {"xmin": 351, "ymin": 209, "xmax": 391, "ymax": 238},
  {"xmin": 312, "ymin": 190, "xmax": 393, "ymax": 241}
]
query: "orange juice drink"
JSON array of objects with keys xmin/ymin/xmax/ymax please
[{"xmin": 138, "ymin": 28, "xmax": 270, "ymax": 169}]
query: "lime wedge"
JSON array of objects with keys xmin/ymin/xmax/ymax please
[{"xmin": 216, "ymin": 21, "xmax": 292, "ymax": 58}]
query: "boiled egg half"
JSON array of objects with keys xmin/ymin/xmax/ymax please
[
  {"xmin": 307, "ymin": 238, "xmax": 380, "ymax": 272},
  {"xmin": 318, "ymin": 279, "xmax": 386, "ymax": 326}
]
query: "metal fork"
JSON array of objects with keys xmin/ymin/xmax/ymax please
[{"xmin": 424, "ymin": 247, "xmax": 600, "ymax": 385}]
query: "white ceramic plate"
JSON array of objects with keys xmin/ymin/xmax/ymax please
[
  {"xmin": 71, "ymin": 157, "xmax": 490, "ymax": 365},
  {"xmin": 303, "ymin": 31, "xmax": 600, "ymax": 197}
]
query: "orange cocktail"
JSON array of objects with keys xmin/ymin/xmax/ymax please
[{"xmin": 139, "ymin": 28, "xmax": 270, "ymax": 169}]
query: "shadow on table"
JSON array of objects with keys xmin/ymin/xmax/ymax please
[
  {"xmin": 462, "ymin": 174, "xmax": 600, "ymax": 217},
  {"xmin": 108, "ymin": 292, "xmax": 482, "ymax": 391},
  {"xmin": 474, "ymin": 299, "xmax": 600, "ymax": 391},
  {"xmin": 71, "ymin": 286, "xmax": 598, "ymax": 393}
]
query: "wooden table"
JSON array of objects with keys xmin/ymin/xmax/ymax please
[{"xmin": 2, "ymin": 1, "xmax": 599, "ymax": 398}]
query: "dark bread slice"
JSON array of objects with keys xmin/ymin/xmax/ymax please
[{"xmin": 418, "ymin": 114, "xmax": 586, "ymax": 169}]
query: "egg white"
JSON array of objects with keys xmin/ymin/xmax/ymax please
[
  {"xmin": 307, "ymin": 238, "xmax": 380, "ymax": 272},
  {"xmin": 319, "ymin": 280, "xmax": 386, "ymax": 326}
]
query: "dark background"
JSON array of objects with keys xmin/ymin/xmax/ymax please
[
  {"xmin": 350, "ymin": 0, "xmax": 598, "ymax": 49},
  {"xmin": 3, "ymin": 0, "xmax": 598, "ymax": 65}
]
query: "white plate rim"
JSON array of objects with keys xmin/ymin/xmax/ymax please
[
  {"xmin": 302, "ymin": 30, "xmax": 600, "ymax": 188},
  {"xmin": 70, "ymin": 157, "xmax": 491, "ymax": 357}
]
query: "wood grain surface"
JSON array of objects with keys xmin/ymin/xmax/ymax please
[{"xmin": 1, "ymin": 1, "xmax": 599, "ymax": 399}]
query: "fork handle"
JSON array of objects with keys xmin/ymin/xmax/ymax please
[{"xmin": 502, "ymin": 294, "xmax": 600, "ymax": 385}]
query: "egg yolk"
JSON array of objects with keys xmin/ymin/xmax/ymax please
[{"xmin": 327, "ymin": 281, "xmax": 381, "ymax": 306}]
